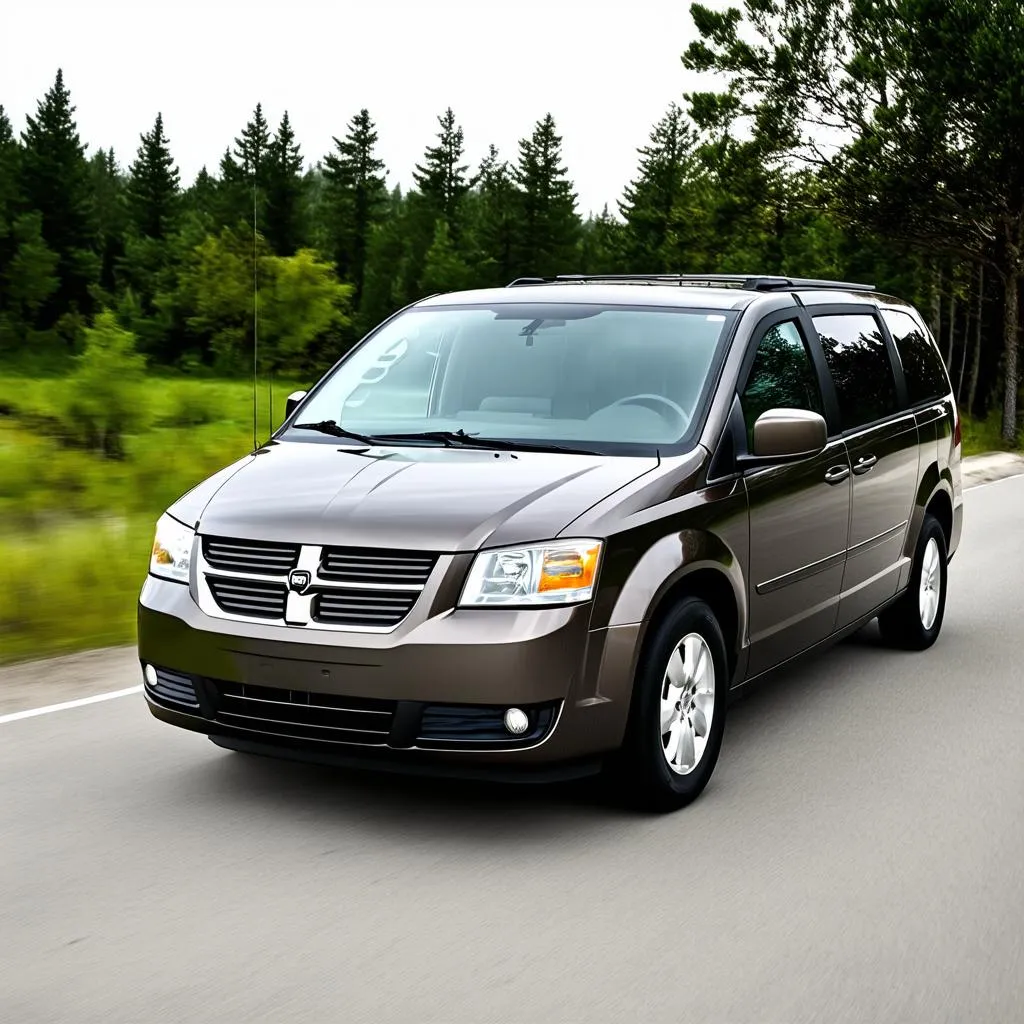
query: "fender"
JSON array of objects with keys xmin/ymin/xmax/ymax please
[{"xmin": 590, "ymin": 478, "xmax": 750, "ymax": 682}]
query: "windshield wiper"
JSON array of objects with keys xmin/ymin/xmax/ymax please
[
  {"xmin": 291, "ymin": 420, "xmax": 379, "ymax": 445},
  {"xmin": 374, "ymin": 429, "xmax": 596, "ymax": 456}
]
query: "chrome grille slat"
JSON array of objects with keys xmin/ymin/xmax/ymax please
[
  {"xmin": 320, "ymin": 546, "xmax": 437, "ymax": 587},
  {"xmin": 203, "ymin": 536, "xmax": 300, "ymax": 576},
  {"xmin": 147, "ymin": 668, "xmax": 200, "ymax": 709},
  {"xmin": 207, "ymin": 576, "xmax": 287, "ymax": 619},
  {"xmin": 217, "ymin": 709, "xmax": 389, "ymax": 736},
  {"xmin": 312, "ymin": 589, "xmax": 417, "ymax": 627},
  {"xmin": 212, "ymin": 680, "xmax": 397, "ymax": 746},
  {"xmin": 225, "ymin": 692, "xmax": 391, "ymax": 716}
]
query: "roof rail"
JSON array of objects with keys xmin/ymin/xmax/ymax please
[{"xmin": 506, "ymin": 273, "xmax": 876, "ymax": 292}]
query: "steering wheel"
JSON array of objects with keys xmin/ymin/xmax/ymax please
[{"xmin": 605, "ymin": 393, "xmax": 691, "ymax": 433}]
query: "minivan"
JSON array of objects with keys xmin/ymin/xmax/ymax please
[{"xmin": 139, "ymin": 274, "xmax": 962, "ymax": 810}]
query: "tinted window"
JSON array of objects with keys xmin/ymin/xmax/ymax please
[
  {"xmin": 881, "ymin": 308, "xmax": 950, "ymax": 405},
  {"xmin": 741, "ymin": 321, "xmax": 824, "ymax": 448},
  {"xmin": 813, "ymin": 313, "xmax": 898, "ymax": 429}
]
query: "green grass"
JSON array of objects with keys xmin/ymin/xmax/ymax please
[
  {"xmin": 959, "ymin": 408, "xmax": 1023, "ymax": 457},
  {"xmin": 0, "ymin": 374, "xmax": 304, "ymax": 664}
]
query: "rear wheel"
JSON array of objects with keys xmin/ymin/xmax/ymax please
[
  {"xmin": 608, "ymin": 597, "xmax": 729, "ymax": 812},
  {"xmin": 877, "ymin": 512, "xmax": 948, "ymax": 650}
]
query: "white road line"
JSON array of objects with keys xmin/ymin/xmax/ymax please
[
  {"xmin": 964, "ymin": 470, "xmax": 1024, "ymax": 492},
  {"xmin": 0, "ymin": 685, "xmax": 143, "ymax": 725},
  {"xmin": 0, "ymin": 466, "xmax": 1020, "ymax": 725}
]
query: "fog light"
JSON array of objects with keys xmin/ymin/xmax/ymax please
[
  {"xmin": 144, "ymin": 664, "xmax": 158, "ymax": 687},
  {"xmin": 503, "ymin": 708, "xmax": 529, "ymax": 736}
]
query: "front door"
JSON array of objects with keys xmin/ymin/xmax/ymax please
[
  {"xmin": 809, "ymin": 310, "xmax": 921, "ymax": 629},
  {"xmin": 741, "ymin": 316, "xmax": 852, "ymax": 677}
]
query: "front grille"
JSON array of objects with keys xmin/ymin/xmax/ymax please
[
  {"xmin": 312, "ymin": 589, "xmax": 418, "ymax": 628},
  {"xmin": 203, "ymin": 536, "xmax": 299, "ymax": 575},
  {"xmin": 319, "ymin": 547, "xmax": 436, "ymax": 587},
  {"xmin": 207, "ymin": 576, "xmax": 287, "ymax": 619},
  {"xmin": 147, "ymin": 667, "xmax": 200, "ymax": 709},
  {"xmin": 214, "ymin": 681, "xmax": 396, "ymax": 745}
]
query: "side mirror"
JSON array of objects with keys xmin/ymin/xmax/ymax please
[
  {"xmin": 736, "ymin": 408, "xmax": 827, "ymax": 470},
  {"xmin": 285, "ymin": 390, "xmax": 307, "ymax": 421}
]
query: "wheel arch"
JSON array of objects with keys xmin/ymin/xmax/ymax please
[
  {"xmin": 603, "ymin": 527, "xmax": 747, "ymax": 689},
  {"xmin": 908, "ymin": 460, "xmax": 954, "ymax": 558}
]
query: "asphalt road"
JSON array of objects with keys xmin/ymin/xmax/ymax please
[{"xmin": 2, "ymin": 474, "xmax": 1023, "ymax": 1024}]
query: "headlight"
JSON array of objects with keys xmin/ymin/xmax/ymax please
[
  {"xmin": 459, "ymin": 539, "xmax": 603, "ymax": 607},
  {"xmin": 150, "ymin": 513, "xmax": 195, "ymax": 584}
]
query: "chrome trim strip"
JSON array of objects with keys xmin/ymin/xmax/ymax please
[
  {"xmin": 223, "ymin": 692, "xmax": 392, "ymax": 716},
  {"xmin": 847, "ymin": 520, "xmax": 909, "ymax": 556},
  {"xmin": 756, "ymin": 549, "xmax": 846, "ymax": 596}
]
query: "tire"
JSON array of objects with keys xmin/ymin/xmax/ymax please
[
  {"xmin": 607, "ymin": 597, "xmax": 729, "ymax": 812},
  {"xmin": 877, "ymin": 512, "xmax": 948, "ymax": 651}
]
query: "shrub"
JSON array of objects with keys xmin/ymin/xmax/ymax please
[{"xmin": 64, "ymin": 310, "xmax": 149, "ymax": 458}]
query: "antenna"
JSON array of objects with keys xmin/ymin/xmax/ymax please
[{"xmin": 252, "ymin": 179, "xmax": 259, "ymax": 451}]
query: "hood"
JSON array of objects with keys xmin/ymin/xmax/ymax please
[{"xmin": 169, "ymin": 440, "xmax": 661, "ymax": 552}]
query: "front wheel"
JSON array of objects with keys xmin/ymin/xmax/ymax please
[
  {"xmin": 608, "ymin": 597, "xmax": 729, "ymax": 812},
  {"xmin": 877, "ymin": 513, "xmax": 948, "ymax": 650}
]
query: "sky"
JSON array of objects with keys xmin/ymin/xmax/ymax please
[{"xmin": 1, "ymin": 0, "xmax": 728, "ymax": 218}]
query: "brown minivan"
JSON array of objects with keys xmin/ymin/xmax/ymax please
[{"xmin": 139, "ymin": 274, "xmax": 963, "ymax": 810}]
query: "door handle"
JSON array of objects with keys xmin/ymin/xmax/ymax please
[
  {"xmin": 853, "ymin": 454, "xmax": 878, "ymax": 475},
  {"xmin": 824, "ymin": 465, "xmax": 851, "ymax": 484}
]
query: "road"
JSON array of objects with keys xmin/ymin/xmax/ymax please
[{"xmin": 2, "ymin": 473, "xmax": 1023, "ymax": 1024}]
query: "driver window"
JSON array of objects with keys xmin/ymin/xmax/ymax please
[{"xmin": 741, "ymin": 321, "xmax": 824, "ymax": 448}]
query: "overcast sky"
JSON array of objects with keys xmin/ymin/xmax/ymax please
[{"xmin": 2, "ymin": 0, "xmax": 726, "ymax": 217}]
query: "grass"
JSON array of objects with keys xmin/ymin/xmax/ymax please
[
  {"xmin": 959, "ymin": 407, "xmax": 1023, "ymax": 457},
  {"xmin": 0, "ymin": 370, "xmax": 1020, "ymax": 667},
  {"xmin": 0, "ymin": 373, "xmax": 304, "ymax": 665}
]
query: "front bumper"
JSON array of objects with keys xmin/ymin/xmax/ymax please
[{"xmin": 137, "ymin": 576, "xmax": 641, "ymax": 775}]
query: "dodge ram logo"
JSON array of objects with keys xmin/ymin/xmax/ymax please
[{"xmin": 288, "ymin": 570, "xmax": 311, "ymax": 594}]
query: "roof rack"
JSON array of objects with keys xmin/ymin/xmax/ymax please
[{"xmin": 506, "ymin": 273, "xmax": 876, "ymax": 292}]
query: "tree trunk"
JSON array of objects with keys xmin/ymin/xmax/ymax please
[
  {"xmin": 930, "ymin": 263, "xmax": 943, "ymax": 338},
  {"xmin": 968, "ymin": 264, "xmax": 983, "ymax": 417},
  {"xmin": 958, "ymin": 274, "xmax": 971, "ymax": 402},
  {"xmin": 1002, "ymin": 266, "xmax": 1019, "ymax": 445},
  {"xmin": 946, "ymin": 281, "xmax": 956, "ymax": 372}
]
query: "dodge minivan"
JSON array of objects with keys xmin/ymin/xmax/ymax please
[{"xmin": 138, "ymin": 274, "xmax": 962, "ymax": 810}]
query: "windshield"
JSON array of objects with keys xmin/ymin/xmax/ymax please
[{"xmin": 283, "ymin": 302, "xmax": 736, "ymax": 453}]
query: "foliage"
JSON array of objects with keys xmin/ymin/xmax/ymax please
[
  {"xmin": 683, "ymin": 0, "xmax": 1024, "ymax": 440},
  {"xmin": 65, "ymin": 309, "xmax": 148, "ymax": 457}
]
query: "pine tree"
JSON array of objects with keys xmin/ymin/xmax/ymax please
[
  {"xmin": 234, "ymin": 103, "xmax": 272, "ymax": 183},
  {"xmin": 215, "ymin": 105, "xmax": 272, "ymax": 230},
  {"xmin": 185, "ymin": 165, "xmax": 217, "ymax": 221},
  {"xmin": 473, "ymin": 144, "xmax": 518, "ymax": 286},
  {"xmin": 412, "ymin": 107, "xmax": 470, "ymax": 236},
  {"xmin": 323, "ymin": 108, "xmax": 388, "ymax": 304},
  {"xmin": 0, "ymin": 109, "xmax": 61, "ymax": 353},
  {"xmin": 619, "ymin": 103, "xmax": 704, "ymax": 272},
  {"xmin": 127, "ymin": 112, "xmax": 180, "ymax": 240},
  {"xmin": 579, "ymin": 205, "xmax": 624, "ymax": 274},
  {"xmin": 19, "ymin": 69, "xmax": 98, "ymax": 333},
  {"xmin": 90, "ymin": 148, "xmax": 128, "ymax": 296},
  {"xmin": 419, "ymin": 219, "xmax": 473, "ymax": 295},
  {"xmin": 512, "ymin": 114, "xmax": 581, "ymax": 277},
  {"xmin": 0, "ymin": 105, "xmax": 20, "ymax": 281},
  {"xmin": 264, "ymin": 111, "xmax": 306, "ymax": 255}
]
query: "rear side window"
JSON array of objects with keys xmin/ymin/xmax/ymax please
[
  {"xmin": 812, "ymin": 313, "xmax": 898, "ymax": 430},
  {"xmin": 881, "ymin": 308, "xmax": 950, "ymax": 405},
  {"xmin": 741, "ymin": 320, "xmax": 824, "ymax": 448}
]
